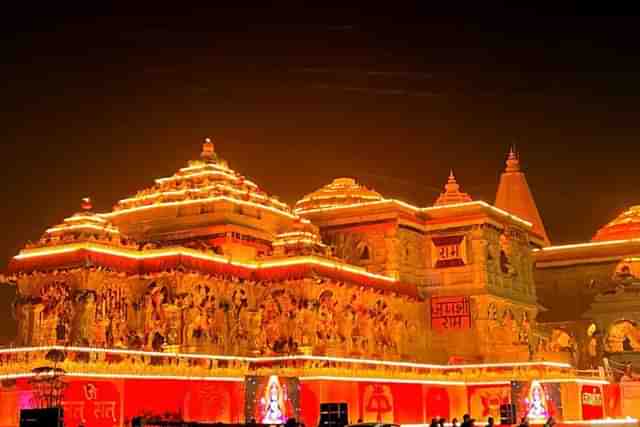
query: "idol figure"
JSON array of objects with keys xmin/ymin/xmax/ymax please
[
  {"xmin": 526, "ymin": 381, "xmax": 549, "ymax": 421},
  {"xmin": 261, "ymin": 375, "xmax": 286, "ymax": 424}
]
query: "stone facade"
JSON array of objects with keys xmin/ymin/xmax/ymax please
[{"xmin": 14, "ymin": 269, "xmax": 426, "ymax": 359}]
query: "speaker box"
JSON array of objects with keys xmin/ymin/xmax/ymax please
[
  {"xmin": 499, "ymin": 403, "xmax": 516, "ymax": 425},
  {"xmin": 20, "ymin": 408, "xmax": 63, "ymax": 427},
  {"xmin": 319, "ymin": 402, "xmax": 348, "ymax": 427}
]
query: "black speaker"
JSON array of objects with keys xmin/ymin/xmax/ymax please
[
  {"xmin": 319, "ymin": 402, "xmax": 348, "ymax": 427},
  {"xmin": 499, "ymin": 403, "xmax": 516, "ymax": 425},
  {"xmin": 20, "ymin": 408, "xmax": 63, "ymax": 427}
]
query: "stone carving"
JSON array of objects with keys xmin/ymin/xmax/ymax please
[
  {"xmin": 499, "ymin": 233, "xmax": 515, "ymax": 276},
  {"xmin": 30, "ymin": 280, "xmax": 74, "ymax": 345},
  {"xmin": 331, "ymin": 233, "xmax": 371, "ymax": 264},
  {"xmin": 606, "ymin": 320, "xmax": 640, "ymax": 352},
  {"xmin": 14, "ymin": 271, "xmax": 419, "ymax": 357}
]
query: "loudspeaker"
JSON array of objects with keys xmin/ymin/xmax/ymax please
[
  {"xmin": 499, "ymin": 403, "xmax": 516, "ymax": 425},
  {"xmin": 319, "ymin": 402, "xmax": 348, "ymax": 427},
  {"xmin": 20, "ymin": 408, "xmax": 63, "ymax": 427}
]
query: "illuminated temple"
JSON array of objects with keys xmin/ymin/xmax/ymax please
[{"xmin": 0, "ymin": 140, "xmax": 638, "ymax": 426}]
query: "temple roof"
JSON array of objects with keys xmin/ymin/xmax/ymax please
[
  {"xmin": 592, "ymin": 205, "xmax": 640, "ymax": 242},
  {"xmin": 495, "ymin": 149, "xmax": 550, "ymax": 246},
  {"xmin": 295, "ymin": 177, "xmax": 384, "ymax": 213},
  {"xmin": 433, "ymin": 170, "xmax": 472, "ymax": 206},
  {"xmin": 108, "ymin": 138, "xmax": 292, "ymax": 217},
  {"xmin": 24, "ymin": 198, "xmax": 133, "ymax": 251}
]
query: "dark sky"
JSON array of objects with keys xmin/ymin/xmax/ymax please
[{"xmin": 1, "ymin": 8, "xmax": 640, "ymax": 341}]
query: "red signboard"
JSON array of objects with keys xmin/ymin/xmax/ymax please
[
  {"xmin": 62, "ymin": 380, "xmax": 120, "ymax": 427},
  {"xmin": 581, "ymin": 384, "xmax": 604, "ymax": 420},
  {"xmin": 431, "ymin": 296, "xmax": 471, "ymax": 331}
]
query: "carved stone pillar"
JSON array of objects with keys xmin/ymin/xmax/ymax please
[{"xmin": 384, "ymin": 230, "xmax": 400, "ymax": 280}]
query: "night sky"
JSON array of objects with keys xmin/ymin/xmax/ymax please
[{"xmin": 1, "ymin": 8, "xmax": 639, "ymax": 341}]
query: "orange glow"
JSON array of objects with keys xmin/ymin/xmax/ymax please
[{"xmin": 13, "ymin": 242, "xmax": 399, "ymax": 282}]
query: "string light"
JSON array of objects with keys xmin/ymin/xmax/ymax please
[
  {"xmin": 538, "ymin": 378, "xmax": 609, "ymax": 385},
  {"xmin": 46, "ymin": 223, "xmax": 120, "ymax": 235},
  {"xmin": 562, "ymin": 419, "xmax": 638, "ymax": 425},
  {"xmin": 102, "ymin": 195, "xmax": 296, "ymax": 220},
  {"xmin": 118, "ymin": 182, "xmax": 289, "ymax": 209},
  {"xmin": 0, "ymin": 345, "xmax": 575, "ymax": 370},
  {"xmin": 65, "ymin": 372, "xmax": 244, "ymax": 381},
  {"xmin": 13, "ymin": 243, "xmax": 397, "ymax": 283},
  {"xmin": 64, "ymin": 215, "xmax": 107, "ymax": 224},
  {"xmin": 0, "ymin": 371, "xmax": 242, "ymax": 382},
  {"xmin": 533, "ymin": 238, "xmax": 640, "ymax": 252},
  {"xmin": 296, "ymin": 200, "xmax": 533, "ymax": 228},
  {"xmin": 299, "ymin": 376, "xmax": 466, "ymax": 385}
]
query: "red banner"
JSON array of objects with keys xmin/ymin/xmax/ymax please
[
  {"xmin": 581, "ymin": 385, "xmax": 604, "ymax": 420},
  {"xmin": 62, "ymin": 380, "xmax": 121, "ymax": 427},
  {"xmin": 468, "ymin": 385, "xmax": 511, "ymax": 419},
  {"xmin": 431, "ymin": 296, "xmax": 471, "ymax": 331}
]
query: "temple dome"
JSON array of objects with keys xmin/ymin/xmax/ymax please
[
  {"xmin": 592, "ymin": 205, "xmax": 640, "ymax": 241},
  {"xmin": 295, "ymin": 177, "xmax": 384, "ymax": 213}
]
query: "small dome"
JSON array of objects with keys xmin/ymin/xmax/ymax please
[
  {"xmin": 592, "ymin": 205, "xmax": 640, "ymax": 241},
  {"xmin": 295, "ymin": 177, "xmax": 384, "ymax": 212}
]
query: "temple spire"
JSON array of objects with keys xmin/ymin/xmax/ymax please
[
  {"xmin": 434, "ymin": 169, "xmax": 472, "ymax": 206},
  {"xmin": 201, "ymin": 137, "xmax": 216, "ymax": 161},
  {"xmin": 80, "ymin": 197, "xmax": 93, "ymax": 211},
  {"xmin": 495, "ymin": 148, "xmax": 550, "ymax": 246},
  {"xmin": 506, "ymin": 145, "xmax": 520, "ymax": 172}
]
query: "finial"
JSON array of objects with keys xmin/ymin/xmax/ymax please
[
  {"xmin": 444, "ymin": 170, "xmax": 460, "ymax": 193},
  {"xmin": 505, "ymin": 145, "xmax": 520, "ymax": 172},
  {"xmin": 81, "ymin": 197, "xmax": 92, "ymax": 211},
  {"xmin": 201, "ymin": 137, "xmax": 215, "ymax": 161},
  {"xmin": 434, "ymin": 170, "xmax": 472, "ymax": 206}
]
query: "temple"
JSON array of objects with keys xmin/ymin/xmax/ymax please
[{"xmin": 0, "ymin": 140, "xmax": 637, "ymax": 426}]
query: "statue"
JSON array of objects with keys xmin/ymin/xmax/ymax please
[
  {"xmin": 518, "ymin": 312, "xmax": 531, "ymax": 345},
  {"xmin": 75, "ymin": 291, "xmax": 96, "ymax": 345},
  {"xmin": 526, "ymin": 381, "xmax": 549, "ymax": 421},
  {"xmin": 261, "ymin": 376, "xmax": 286, "ymax": 424}
]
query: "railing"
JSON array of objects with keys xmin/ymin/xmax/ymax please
[{"xmin": 0, "ymin": 346, "xmax": 604, "ymax": 385}]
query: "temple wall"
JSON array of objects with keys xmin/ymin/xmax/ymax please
[
  {"xmin": 14, "ymin": 270, "xmax": 427, "ymax": 359},
  {"xmin": 299, "ymin": 381, "xmax": 465, "ymax": 426},
  {"xmin": 397, "ymin": 226, "xmax": 427, "ymax": 285},
  {"xmin": 534, "ymin": 262, "xmax": 616, "ymax": 322},
  {"xmin": 322, "ymin": 225, "xmax": 390, "ymax": 277},
  {"xmin": 0, "ymin": 377, "xmax": 245, "ymax": 427},
  {"xmin": 1, "ymin": 377, "xmax": 616, "ymax": 427},
  {"xmin": 422, "ymin": 223, "xmax": 538, "ymax": 363}
]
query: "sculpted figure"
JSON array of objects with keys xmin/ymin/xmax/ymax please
[
  {"xmin": 390, "ymin": 314, "xmax": 405, "ymax": 355},
  {"xmin": 360, "ymin": 309, "xmax": 375, "ymax": 354},
  {"xmin": 298, "ymin": 300, "xmax": 315, "ymax": 347},
  {"xmin": 519, "ymin": 312, "xmax": 531, "ymax": 344},
  {"xmin": 338, "ymin": 307, "xmax": 355, "ymax": 353},
  {"xmin": 13, "ymin": 297, "xmax": 31, "ymax": 346},
  {"xmin": 76, "ymin": 291, "xmax": 96, "ymax": 345}
]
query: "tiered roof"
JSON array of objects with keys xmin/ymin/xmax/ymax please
[
  {"xmin": 108, "ymin": 138, "xmax": 293, "ymax": 219},
  {"xmin": 24, "ymin": 198, "xmax": 132, "ymax": 251}
]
